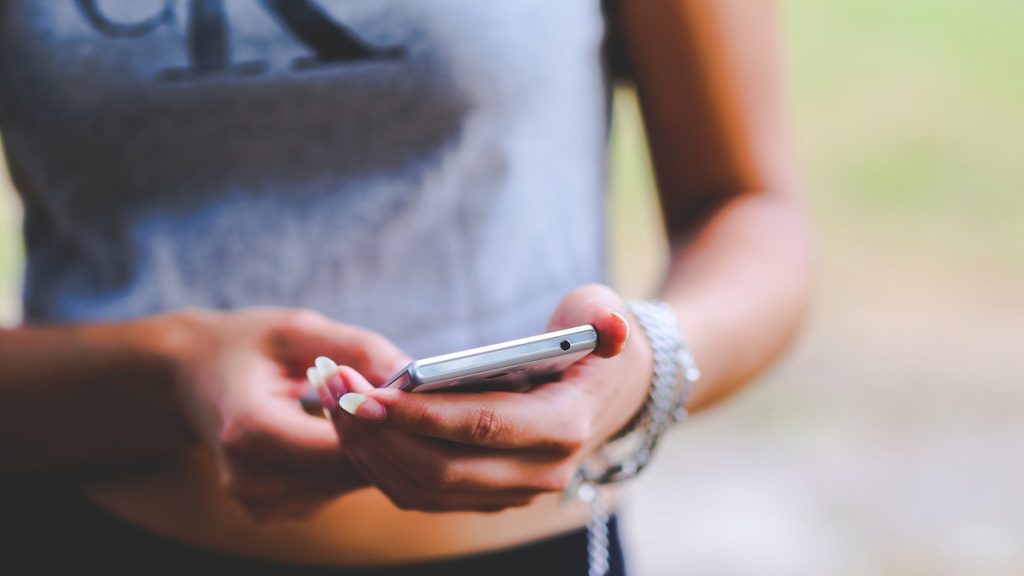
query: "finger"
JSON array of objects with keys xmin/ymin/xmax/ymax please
[
  {"xmin": 342, "ymin": 433, "xmax": 541, "ymax": 513},
  {"xmin": 338, "ymin": 365, "xmax": 375, "ymax": 394},
  {"xmin": 355, "ymin": 425, "xmax": 575, "ymax": 493},
  {"xmin": 339, "ymin": 423, "xmax": 421, "ymax": 504},
  {"xmin": 310, "ymin": 363, "xmax": 372, "ymax": 402},
  {"xmin": 330, "ymin": 365, "xmax": 387, "ymax": 422},
  {"xmin": 336, "ymin": 375, "xmax": 589, "ymax": 454},
  {"xmin": 228, "ymin": 398, "xmax": 355, "ymax": 472},
  {"xmin": 335, "ymin": 397, "xmax": 511, "ymax": 503},
  {"xmin": 272, "ymin": 314, "xmax": 410, "ymax": 384},
  {"xmin": 546, "ymin": 284, "xmax": 630, "ymax": 358}
]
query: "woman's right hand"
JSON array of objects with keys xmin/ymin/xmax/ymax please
[{"xmin": 168, "ymin": 307, "xmax": 410, "ymax": 520}]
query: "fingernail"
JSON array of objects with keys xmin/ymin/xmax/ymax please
[
  {"xmin": 339, "ymin": 393, "xmax": 386, "ymax": 422},
  {"xmin": 610, "ymin": 309, "xmax": 630, "ymax": 344},
  {"xmin": 315, "ymin": 356, "xmax": 339, "ymax": 383},
  {"xmin": 325, "ymin": 372, "xmax": 349, "ymax": 400},
  {"xmin": 307, "ymin": 366, "xmax": 325, "ymax": 391}
]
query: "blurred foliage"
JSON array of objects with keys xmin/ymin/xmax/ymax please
[
  {"xmin": 0, "ymin": 141, "xmax": 20, "ymax": 324},
  {"xmin": 785, "ymin": 0, "xmax": 1024, "ymax": 269}
]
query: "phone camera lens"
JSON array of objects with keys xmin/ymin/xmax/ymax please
[{"xmin": 560, "ymin": 340, "xmax": 571, "ymax": 351}]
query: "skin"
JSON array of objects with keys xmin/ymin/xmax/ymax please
[
  {"xmin": 0, "ymin": 308, "xmax": 397, "ymax": 518},
  {"xmin": 0, "ymin": 0, "xmax": 811, "ymax": 565},
  {"xmin": 324, "ymin": 285, "xmax": 639, "ymax": 514}
]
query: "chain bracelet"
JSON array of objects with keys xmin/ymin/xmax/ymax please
[{"xmin": 566, "ymin": 299, "xmax": 701, "ymax": 576}]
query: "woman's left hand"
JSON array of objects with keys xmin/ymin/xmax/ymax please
[{"xmin": 322, "ymin": 284, "xmax": 652, "ymax": 513}]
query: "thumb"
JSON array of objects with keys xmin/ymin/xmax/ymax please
[{"xmin": 547, "ymin": 284, "xmax": 630, "ymax": 358}]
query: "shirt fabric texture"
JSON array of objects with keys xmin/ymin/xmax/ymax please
[{"xmin": 0, "ymin": 0, "xmax": 611, "ymax": 358}]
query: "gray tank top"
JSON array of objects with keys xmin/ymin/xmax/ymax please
[{"xmin": 0, "ymin": 1, "xmax": 609, "ymax": 357}]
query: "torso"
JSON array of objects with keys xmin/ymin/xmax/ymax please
[
  {"xmin": 1, "ymin": 0, "xmax": 612, "ymax": 563},
  {"xmin": 81, "ymin": 446, "xmax": 613, "ymax": 564}
]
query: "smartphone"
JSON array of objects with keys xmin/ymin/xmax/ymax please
[{"xmin": 383, "ymin": 325, "xmax": 599, "ymax": 393}]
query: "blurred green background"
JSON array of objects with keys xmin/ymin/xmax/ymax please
[
  {"xmin": 611, "ymin": 2, "xmax": 1024, "ymax": 575},
  {"xmin": 1, "ymin": 1, "xmax": 1021, "ymax": 574}
]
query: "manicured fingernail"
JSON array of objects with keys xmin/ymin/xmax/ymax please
[
  {"xmin": 338, "ymin": 393, "xmax": 386, "ymax": 422},
  {"xmin": 610, "ymin": 309, "xmax": 630, "ymax": 344},
  {"xmin": 315, "ymin": 356, "xmax": 338, "ymax": 383},
  {"xmin": 307, "ymin": 366, "xmax": 325, "ymax": 391}
]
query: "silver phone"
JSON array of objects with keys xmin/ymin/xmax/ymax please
[{"xmin": 383, "ymin": 325, "xmax": 599, "ymax": 392}]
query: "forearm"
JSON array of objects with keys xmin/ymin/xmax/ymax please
[
  {"xmin": 661, "ymin": 191, "xmax": 813, "ymax": 412},
  {"xmin": 0, "ymin": 315, "xmax": 197, "ymax": 475}
]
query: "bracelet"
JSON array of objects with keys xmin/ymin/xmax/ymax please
[
  {"xmin": 565, "ymin": 299, "xmax": 700, "ymax": 576},
  {"xmin": 578, "ymin": 299, "xmax": 699, "ymax": 485}
]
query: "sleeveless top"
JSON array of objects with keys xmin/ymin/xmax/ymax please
[{"xmin": 0, "ymin": 0, "xmax": 609, "ymax": 358}]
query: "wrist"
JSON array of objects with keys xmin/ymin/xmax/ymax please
[
  {"xmin": 576, "ymin": 299, "xmax": 699, "ymax": 486},
  {"xmin": 116, "ymin": 310, "xmax": 222, "ymax": 451},
  {"xmin": 566, "ymin": 299, "xmax": 700, "ymax": 576},
  {"xmin": 606, "ymin": 310, "xmax": 656, "ymax": 442},
  {"xmin": 0, "ymin": 314, "xmax": 207, "ymax": 473},
  {"xmin": 140, "ymin": 308, "xmax": 224, "ymax": 375}
]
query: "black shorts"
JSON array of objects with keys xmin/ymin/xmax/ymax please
[{"xmin": 3, "ymin": 474, "xmax": 627, "ymax": 575}]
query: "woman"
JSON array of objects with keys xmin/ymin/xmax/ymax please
[{"xmin": 0, "ymin": 0, "xmax": 810, "ymax": 573}]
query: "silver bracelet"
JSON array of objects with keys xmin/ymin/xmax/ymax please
[{"xmin": 565, "ymin": 299, "xmax": 701, "ymax": 576}]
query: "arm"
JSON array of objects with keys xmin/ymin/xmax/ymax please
[
  {"xmin": 0, "ymin": 308, "xmax": 408, "ymax": 519},
  {"xmin": 312, "ymin": 1, "xmax": 812, "ymax": 513},
  {"xmin": 615, "ymin": 0, "xmax": 813, "ymax": 410},
  {"xmin": 0, "ymin": 315, "xmax": 194, "ymax": 473}
]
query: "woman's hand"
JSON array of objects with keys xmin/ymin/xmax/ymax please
[
  {"xmin": 321, "ymin": 285, "xmax": 651, "ymax": 513},
  {"xmin": 171, "ymin": 307, "xmax": 409, "ymax": 520}
]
